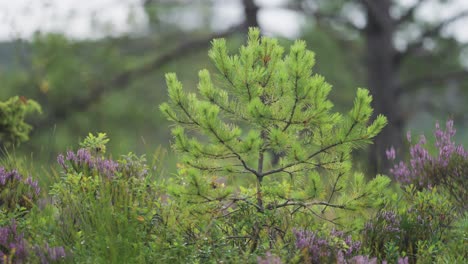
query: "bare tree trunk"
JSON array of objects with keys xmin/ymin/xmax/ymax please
[{"xmin": 364, "ymin": 0, "xmax": 404, "ymax": 175}]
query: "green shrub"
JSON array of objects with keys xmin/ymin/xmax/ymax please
[
  {"xmin": 49, "ymin": 133, "xmax": 161, "ymax": 263},
  {"xmin": 0, "ymin": 96, "xmax": 41, "ymax": 149}
]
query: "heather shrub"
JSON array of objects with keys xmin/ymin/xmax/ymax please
[
  {"xmin": 362, "ymin": 119, "xmax": 468, "ymax": 263},
  {"xmin": 0, "ymin": 160, "xmax": 66, "ymax": 263},
  {"xmin": 293, "ymin": 228, "xmax": 361, "ymax": 263},
  {"xmin": 0, "ymin": 221, "xmax": 28, "ymax": 263},
  {"xmin": 0, "ymin": 220, "xmax": 66, "ymax": 264},
  {"xmin": 49, "ymin": 133, "xmax": 162, "ymax": 263},
  {"xmin": 361, "ymin": 184, "xmax": 462, "ymax": 263},
  {"xmin": 0, "ymin": 166, "xmax": 40, "ymax": 221},
  {"xmin": 387, "ymin": 119, "xmax": 467, "ymax": 210}
]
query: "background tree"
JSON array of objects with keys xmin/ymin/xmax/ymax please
[
  {"xmin": 277, "ymin": 0, "xmax": 468, "ymax": 173},
  {"xmin": 0, "ymin": 96, "xmax": 41, "ymax": 150}
]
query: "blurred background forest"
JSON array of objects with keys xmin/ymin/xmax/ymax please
[{"xmin": 1, "ymin": 0, "xmax": 467, "ymax": 175}]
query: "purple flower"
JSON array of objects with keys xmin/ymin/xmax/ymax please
[
  {"xmin": 387, "ymin": 119, "xmax": 467, "ymax": 191},
  {"xmin": 0, "ymin": 220, "xmax": 28, "ymax": 262},
  {"xmin": 96, "ymin": 158, "xmax": 119, "ymax": 178},
  {"xmin": 294, "ymin": 228, "xmax": 361, "ymax": 263},
  {"xmin": 57, "ymin": 149, "xmax": 119, "ymax": 178},
  {"xmin": 0, "ymin": 166, "xmax": 7, "ymax": 185},
  {"xmin": 348, "ymin": 255, "xmax": 378, "ymax": 264},
  {"xmin": 386, "ymin": 147, "xmax": 396, "ymax": 160},
  {"xmin": 0, "ymin": 166, "xmax": 41, "ymax": 209},
  {"xmin": 35, "ymin": 243, "xmax": 67, "ymax": 263},
  {"xmin": 26, "ymin": 176, "xmax": 41, "ymax": 196},
  {"xmin": 406, "ymin": 131, "xmax": 412, "ymax": 142},
  {"xmin": 398, "ymin": 256, "xmax": 409, "ymax": 264},
  {"xmin": 1, "ymin": 221, "xmax": 67, "ymax": 263},
  {"xmin": 57, "ymin": 154, "xmax": 66, "ymax": 170},
  {"xmin": 77, "ymin": 148, "xmax": 93, "ymax": 168},
  {"xmin": 66, "ymin": 150, "xmax": 77, "ymax": 162},
  {"xmin": 257, "ymin": 252, "xmax": 282, "ymax": 264}
]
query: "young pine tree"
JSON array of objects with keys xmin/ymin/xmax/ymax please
[{"xmin": 160, "ymin": 28, "xmax": 389, "ymax": 252}]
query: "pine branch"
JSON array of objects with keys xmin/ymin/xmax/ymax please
[
  {"xmin": 206, "ymin": 125, "xmax": 259, "ymax": 177},
  {"xmin": 35, "ymin": 23, "xmax": 245, "ymax": 130},
  {"xmin": 185, "ymin": 161, "xmax": 247, "ymax": 174},
  {"xmin": 262, "ymin": 136, "xmax": 365, "ymax": 178},
  {"xmin": 266, "ymin": 199, "xmax": 347, "ymax": 210},
  {"xmin": 321, "ymin": 170, "xmax": 345, "ymax": 214},
  {"xmin": 282, "ymin": 70, "xmax": 300, "ymax": 131}
]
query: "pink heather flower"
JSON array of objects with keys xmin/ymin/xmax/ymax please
[
  {"xmin": 406, "ymin": 131, "xmax": 412, "ymax": 142},
  {"xmin": 257, "ymin": 252, "xmax": 282, "ymax": 264},
  {"xmin": 57, "ymin": 154, "xmax": 66, "ymax": 170},
  {"xmin": 388, "ymin": 119, "xmax": 467, "ymax": 191},
  {"xmin": 348, "ymin": 255, "xmax": 378, "ymax": 264},
  {"xmin": 397, "ymin": 257, "xmax": 409, "ymax": 264},
  {"xmin": 386, "ymin": 147, "xmax": 396, "ymax": 160}
]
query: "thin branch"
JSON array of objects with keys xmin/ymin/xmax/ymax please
[
  {"xmin": 278, "ymin": 4, "xmax": 363, "ymax": 33},
  {"xmin": 230, "ymin": 196, "xmax": 262, "ymax": 212},
  {"xmin": 206, "ymin": 125, "xmax": 259, "ymax": 177},
  {"xmin": 396, "ymin": 0, "xmax": 427, "ymax": 25},
  {"xmin": 283, "ymin": 67, "xmax": 300, "ymax": 131},
  {"xmin": 396, "ymin": 10, "xmax": 468, "ymax": 62},
  {"xmin": 267, "ymin": 199, "xmax": 347, "ymax": 210},
  {"xmin": 396, "ymin": 69, "xmax": 468, "ymax": 96},
  {"xmin": 185, "ymin": 161, "xmax": 248, "ymax": 174},
  {"xmin": 35, "ymin": 23, "xmax": 246, "ymax": 130},
  {"xmin": 262, "ymin": 136, "xmax": 364, "ymax": 177},
  {"xmin": 206, "ymin": 97, "xmax": 249, "ymax": 122}
]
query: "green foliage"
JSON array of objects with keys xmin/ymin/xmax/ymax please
[
  {"xmin": 50, "ymin": 138, "xmax": 161, "ymax": 263},
  {"xmin": 0, "ymin": 96, "xmax": 41, "ymax": 148},
  {"xmin": 161, "ymin": 27, "xmax": 388, "ymax": 252},
  {"xmin": 362, "ymin": 185, "xmax": 464, "ymax": 263},
  {"xmin": 79, "ymin": 132, "xmax": 110, "ymax": 154}
]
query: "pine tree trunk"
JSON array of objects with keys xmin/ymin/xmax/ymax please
[{"xmin": 364, "ymin": 0, "xmax": 404, "ymax": 175}]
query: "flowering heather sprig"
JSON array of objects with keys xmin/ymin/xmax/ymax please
[
  {"xmin": 375, "ymin": 211, "xmax": 401, "ymax": 233},
  {"xmin": 294, "ymin": 228, "xmax": 361, "ymax": 263},
  {"xmin": 118, "ymin": 153, "xmax": 149, "ymax": 179},
  {"xmin": 386, "ymin": 120, "xmax": 467, "ymax": 204},
  {"xmin": 0, "ymin": 221, "xmax": 28, "ymax": 263},
  {"xmin": 347, "ymin": 255, "xmax": 378, "ymax": 264},
  {"xmin": 364, "ymin": 210, "xmax": 401, "ymax": 235},
  {"xmin": 34, "ymin": 243, "xmax": 67, "ymax": 264},
  {"xmin": 58, "ymin": 148, "xmax": 119, "ymax": 178},
  {"xmin": 257, "ymin": 252, "xmax": 282, "ymax": 264},
  {"xmin": 346, "ymin": 255, "xmax": 408, "ymax": 264},
  {"xmin": 362, "ymin": 210, "xmax": 403, "ymax": 261},
  {"xmin": 0, "ymin": 221, "xmax": 67, "ymax": 264},
  {"xmin": 0, "ymin": 167, "xmax": 40, "ymax": 210}
]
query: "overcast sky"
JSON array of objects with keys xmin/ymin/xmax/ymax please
[{"xmin": 0, "ymin": 0, "xmax": 467, "ymax": 41}]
